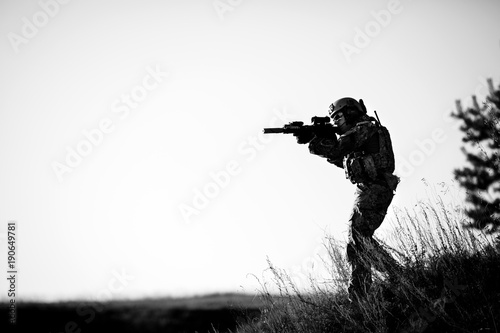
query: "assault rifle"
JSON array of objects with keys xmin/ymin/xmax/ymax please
[{"xmin": 263, "ymin": 116, "xmax": 340, "ymax": 141}]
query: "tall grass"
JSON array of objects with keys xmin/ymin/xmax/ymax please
[{"xmin": 232, "ymin": 189, "xmax": 500, "ymax": 333}]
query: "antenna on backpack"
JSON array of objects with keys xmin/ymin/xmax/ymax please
[{"xmin": 374, "ymin": 111, "xmax": 382, "ymax": 125}]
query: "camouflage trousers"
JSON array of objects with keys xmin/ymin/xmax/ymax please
[{"xmin": 347, "ymin": 182, "xmax": 400, "ymax": 300}]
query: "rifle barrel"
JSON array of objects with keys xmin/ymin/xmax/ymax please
[{"xmin": 263, "ymin": 128, "xmax": 285, "ymax": 134}]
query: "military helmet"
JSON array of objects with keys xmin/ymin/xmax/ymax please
[{"xmin": 328, "ymin": 97, "xmax": 366, "ymax": 123}]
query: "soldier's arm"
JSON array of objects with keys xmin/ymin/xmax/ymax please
[
  {"xmin": 308, "ymin": 136, "xmax": 343, "ymax": 167},
  {"xmin": 337, "ymin": 121, "xmax": 376, "ymax": 153},
  {"xmin": 308, "ymin": 122, "xmax": 376, "ymax": 166}
]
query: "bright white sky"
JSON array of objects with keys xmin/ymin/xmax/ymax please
[{"xmin": 0, "ymin": 0, "xmax": 499, "ymax": 302}]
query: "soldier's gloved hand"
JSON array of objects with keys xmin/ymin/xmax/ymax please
[{"xmin": 294, "ymin": 131, "xmax": 314, "ymax": 144}]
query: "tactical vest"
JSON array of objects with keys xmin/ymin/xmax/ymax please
[{"xmin": 343, "ymin": 122, "xmax": 395, "ymax": 185}]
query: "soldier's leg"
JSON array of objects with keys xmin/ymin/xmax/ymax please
[
  {"xmin": 347, "ymin": 186, "xmax": 375, "ymax": 300},
  {"xmin": 364, "ymin": 230, "xmax": 402, "ymax": 276},
  {"xmin": 347, "ymin": 183, "xmax": 400, "ymax": 299},
  {"xmin": 347, "ymin": 230, "xmax": 373, "ymax": 300},
  {"xmin": 357, "ymin": 184, "xmax": 402, "ymax": 277}
]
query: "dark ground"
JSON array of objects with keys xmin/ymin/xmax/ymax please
[{"xmin": 0, "ymin": 293, "xmax": 263, "ymax": 333}]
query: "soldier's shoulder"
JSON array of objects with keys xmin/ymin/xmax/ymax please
[
  {"xmin": 343, "ymin": 121, "xmax": 375, "ymax": 136},
  {"xmin": 356, "ymin": 121, "xmax": 375, "ymax": 129}
]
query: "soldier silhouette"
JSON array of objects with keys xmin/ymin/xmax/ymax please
[{"xmin": 294, "ymin": 97, "xmax": 401, "ymax": 301}]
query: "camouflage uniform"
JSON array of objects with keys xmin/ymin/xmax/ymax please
[{"xmin": 308, "ymin": 117, "xmax": 400, "ymax": 299}]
